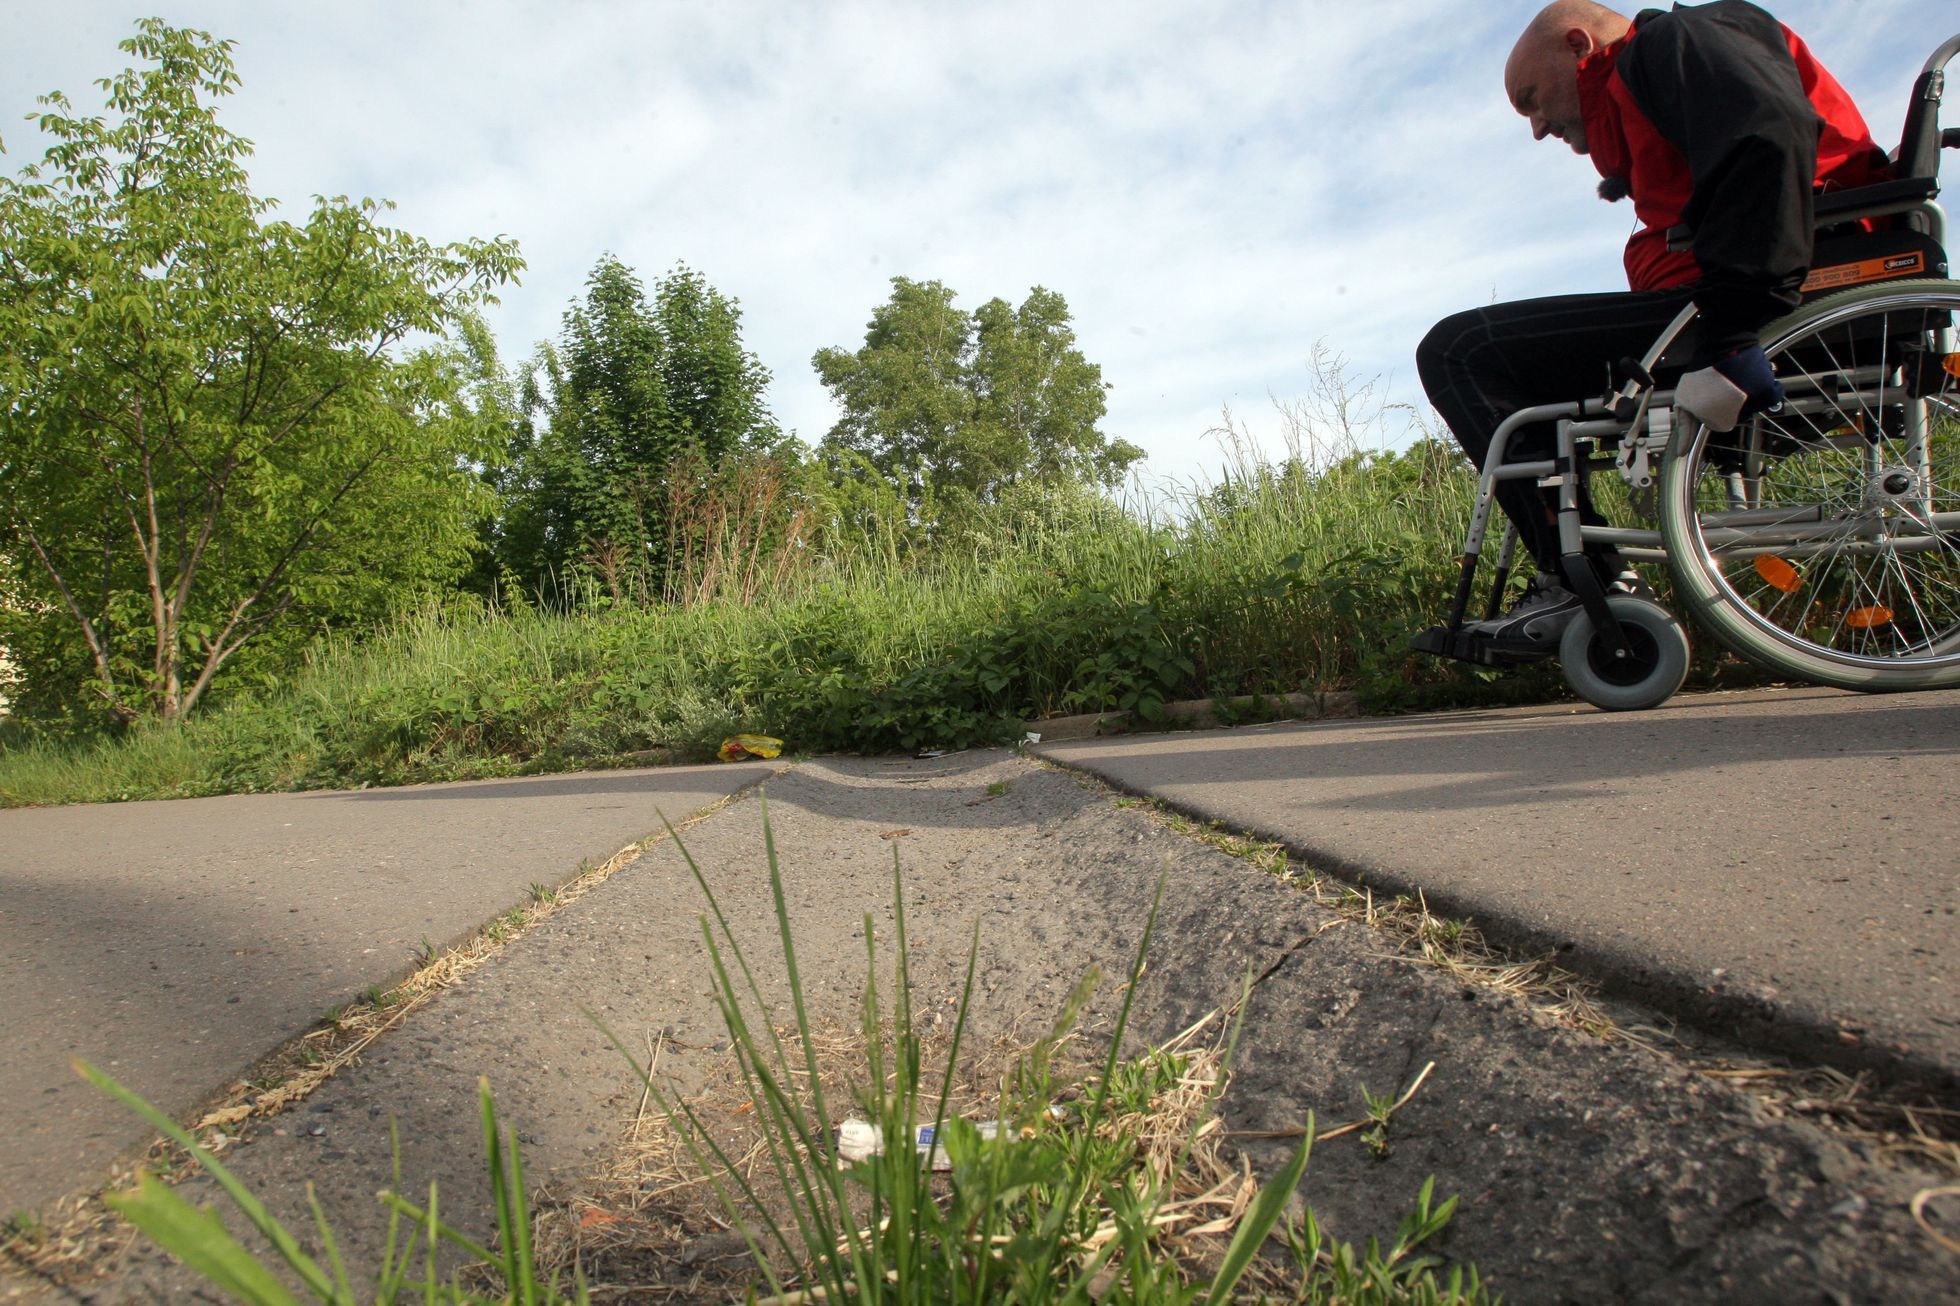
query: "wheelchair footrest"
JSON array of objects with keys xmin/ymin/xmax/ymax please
[{"xmin": 1409, "ymin": 625, "xmax": 1558, "ymax": 667}]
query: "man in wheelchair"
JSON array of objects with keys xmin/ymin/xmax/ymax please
[{"xmin": 1416, "ymin": 0, "xmax": 1891, "ymax": 647}]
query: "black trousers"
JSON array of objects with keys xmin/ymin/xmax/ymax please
[{"xmin": 1416, "ymin": 288, "xmax": 1699, "ymax": 576}]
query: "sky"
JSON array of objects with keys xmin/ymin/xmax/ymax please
[{"xmin": 4, "ymin": 1, "xmax": 1953, "ymax": 489}]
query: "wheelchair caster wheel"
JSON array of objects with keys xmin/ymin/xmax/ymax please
[{"xmin": 1558, "ymin": 596, "xmax": 1690, "ymax": 711}]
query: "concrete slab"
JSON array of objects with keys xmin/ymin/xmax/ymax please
[
  {"xmin": 0, "ymin": 763, "xmax": 766, "ymax": 1216},
  {"xmin": 1036, "ymin": 687, "xmax": 1960, "ymax": 1096}
]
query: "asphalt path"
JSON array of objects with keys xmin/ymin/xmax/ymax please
[
  {"xmin": 0, "ymin": 763, "xmax": 767, "ymax": 1218},
  {"xmin": 46, "ymin": 752, "xmax": 1952, "ymax": 1305},
  {"xmin": 1037, "ymin": 686, "xmax": 1960, "ymax": 1098}
]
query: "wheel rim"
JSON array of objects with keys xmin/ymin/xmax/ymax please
[
  {"xmin": 1677, "ymin": 289, "xmax": 1960, "ymax": 671},
  {"xmin": 1584, "ymin": 620, "xmax": 1664, "ymax": 687}
]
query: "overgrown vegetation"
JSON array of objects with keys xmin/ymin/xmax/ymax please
[{"xmin": 0, "ymin": 409, "xmax": 1539, "ymax": 806}]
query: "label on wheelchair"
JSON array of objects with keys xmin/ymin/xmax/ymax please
[
  {"xmin": 1800, "ymin": 228, "xmax": 1945, "ymax": 297},
  {"xmin": 1802, "ymin": 250, "xmax": 1927, "ymax": 292}
]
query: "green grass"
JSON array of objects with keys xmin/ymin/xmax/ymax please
[{"xmin": 0, "ymin": 431, "xmax": 1565, "ymax": 807}]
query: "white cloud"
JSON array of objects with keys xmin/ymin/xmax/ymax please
[{"xmin": 6, "ymin": 0, "xmax": 1953, "ymax": 486}]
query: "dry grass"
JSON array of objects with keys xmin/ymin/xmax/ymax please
[
  {"xmin": 519, "ymin": 1022, "xmax": 1022, "ymax": 1301},
  {"xmin": 1087, "ymin": 768, "xmax": 1960, "ymax": 1245},
  {"xmin": 1699, "ymin": 1061, "xmax": 1960, "ymax": 1178},
  {"xmin": 1092, "ymin": 782, "xmax": 1632, "ymax": 1042},
  {"xmin": 0, "ymin": 776, "xmax": 776, "ymax": 1293},
  {"xmin": 518, "ymin": 1003, "xmax": 1327, "ymax": 1302},
  {"xmin": 1702, "ymin": 1058, "xmax": 1960, "ymax": 1257}
]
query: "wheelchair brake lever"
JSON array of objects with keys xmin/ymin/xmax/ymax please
[
  {"xmin": 1607, "ymin": 356, "xmax": 1655, "ymax": 423},
  {"xmin": 1614, "ymin": 401, "xmax": 1671, "ymax": 491}
]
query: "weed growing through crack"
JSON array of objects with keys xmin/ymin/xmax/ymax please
[
  {"xmin": 577, "ymin": 797, "xmax": 1491, "ymax": 1302},
  {"xmin": 69, "ymin": 804, "xmax": 1492, "ymax": 1304},
  {"xmin": 1358, "ymin": 1084, "xmax": 1398, "ymax": 1161}
]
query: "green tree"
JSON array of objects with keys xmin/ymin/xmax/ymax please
[
  {"xmin": 495, "ymin": 256, "xmax": 779, "ymax": 599},
  {"xmin": 0, "ymin": 20, "xmax": 522, "ymax": 725},
  {"xmin": 813, "ymin": 279, "xmax": 1140, "ymax": 503}
]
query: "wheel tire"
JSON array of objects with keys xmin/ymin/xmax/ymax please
[
  {"xmin": 1659, "ymin": 279, "xmax": 1960, "ymax": 691},
  {"xmin": 1559, "ymin": 596, "xmax": 1691, "ymax": 711}
]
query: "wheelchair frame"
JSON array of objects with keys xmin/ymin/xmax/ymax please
[{"xmin": 1412, "ymin": 32, "xmax": 1960, "ymax": 710}]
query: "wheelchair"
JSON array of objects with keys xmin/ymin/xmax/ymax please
[{"xmin": 1412, "ymin": 32, "xmax": 1960, "ymax": 711}]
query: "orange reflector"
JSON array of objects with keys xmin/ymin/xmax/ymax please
[
  {"xmin": 1945, "ymin": 352, "xmax": 1960, "ymax": 380},
  {"xmin": 1754, "ymin": 555, "xmax": 1803, "ymax": 592},
  {"xmin": 1846, "ymin": 606, "xmax": 1894, "ymax": 629}
]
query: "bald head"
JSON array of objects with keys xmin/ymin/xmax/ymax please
[{"xmin": 1504, "ymin": 1, "xmax": 1632, "ymax": 154}]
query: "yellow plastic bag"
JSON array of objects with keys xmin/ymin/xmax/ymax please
[{"xmin": 718, "ymin": 734, "xmax": 783, "ymax": 762}]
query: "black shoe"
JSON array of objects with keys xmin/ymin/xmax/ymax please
[{"xmin": 1464, "ymin": 573, "xmax": 1585, "ymax": 643}]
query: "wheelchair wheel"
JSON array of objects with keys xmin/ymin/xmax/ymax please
[
  {"xmin": 1559, "ymin": 596, "xmax": 1690, "ymax": 711},
  {"xmin": 1659, "ymin": 279, "xmax": 1960, "ymax": 691}
]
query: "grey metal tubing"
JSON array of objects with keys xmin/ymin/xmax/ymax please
[
  {"xmin": 1479, "ymin": 401, "xmax": 1585, "ymax": 484},
  {"xmin": 1776, "ymin": 364, "xmax": 1886, "ymax": 396},
  {"xmin": 1458, "ymin": 400, "xmax": 1585, "ymax": 557},
  {"xmin": 1556, "ymin": 419, "xmax": 1587, "ymax": 557},
  {"xmin": 1701, "ymin": 534, "xmax": 1960, "ymax": 561},
  {"xmin": 1582, "ymin": 527, "xmax": 1665, "ymax": 548},
  {"xmin": 1485, "ymin": 460, "xmax": 1560, "ymax": 483},
  {"xmin": 1699, "ymin": 504, "xmax": 1825, "ymax": 528},
  {"xmin": 1922, "ymin": 31, "xmax": 1960, "ymax": 76},
  {"xmin": 1775, "ymin": 396, "xmax": 1886, "ymax": 421},
  {"xmin": 1698, "ymin": 509, "xmax": 1960, "ymax": 548}
]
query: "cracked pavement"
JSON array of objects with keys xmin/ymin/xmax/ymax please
[{"xmin": 11, "ymin": 749, "xmax": 1952, "ymax": 1303}]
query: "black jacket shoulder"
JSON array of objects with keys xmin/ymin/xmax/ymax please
[{"xmin": 1615, "ymin": 0, "xmax": 1822, "ymax": 355}]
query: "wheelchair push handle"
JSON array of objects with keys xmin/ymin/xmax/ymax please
[{"xmin": 1923, "ymin": 31, "xmax": 1960, "ymax": 79}]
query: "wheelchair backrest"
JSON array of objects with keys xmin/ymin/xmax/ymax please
[{"xmin": 1895, "ymin": 33, "xmax": 1960, "ymax": 182}]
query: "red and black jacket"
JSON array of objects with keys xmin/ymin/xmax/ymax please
[{"xmin": 1579, "ymin": 0, "xmax": 1890, "ymax": 357}]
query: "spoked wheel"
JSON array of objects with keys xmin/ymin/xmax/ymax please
[
  {"xmin": 1559, "ymin": 596, "xmax": 1691, "ymax": 711},
  {"xmin": 1659, "ymin": 280, "xmax": 1960, "ymax": 691}
]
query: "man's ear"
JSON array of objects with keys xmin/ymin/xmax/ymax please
[{"xmin": 1563, "ymin": 27, "xmax": 1598, "ymax": 59}]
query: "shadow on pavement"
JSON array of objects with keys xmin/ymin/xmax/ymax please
[{"xmin": 316, "ymin": 763, "xmax": 770, "ymax": 803}]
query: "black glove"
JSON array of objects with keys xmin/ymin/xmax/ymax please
[{"xmin": 1677, "ymin": 345, "xmax": 1785, "ymax": 432}]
